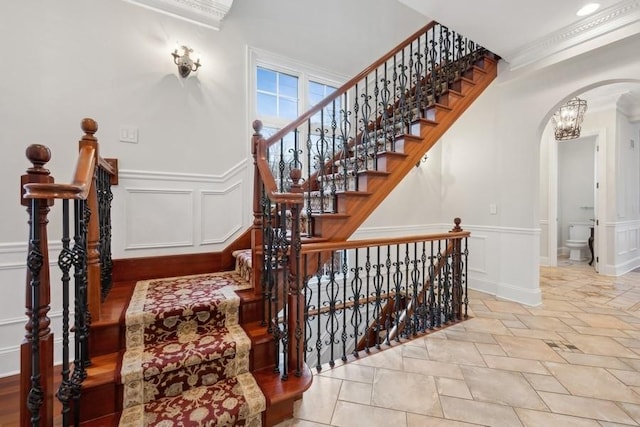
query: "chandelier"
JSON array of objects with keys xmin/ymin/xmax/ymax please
[{"xmin": 552, "ymin": 97, "xmax": 588, "ymax": 141}]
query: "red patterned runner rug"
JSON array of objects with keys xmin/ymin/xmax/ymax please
[{"xmin": 118, "ymin": 271, "xmax": 266, "ymax": 426}]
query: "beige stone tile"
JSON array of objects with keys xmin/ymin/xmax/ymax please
[
  {"xmin": 502, "ymin": 319, "xmax": 528, "ymax": 329},
  {"xmin": 402, "ymin": 343, "xmax": 429, "ymax": 360},
  {"xmin": 462, "ymin": 318, "xmax": 513, "ymax": 335},
  {"xmin": 620, "ymin": 358, "xmax": 640, "ymax": 371},
  {"xmin": 516, "ymin": 314, "xmax": 577, "ymax": 332},
  {"xmin": 538, "ymin": 299, "xmax": 585, "ymax": 313},
  {"xmin": 510, "ymin": 328, "xmax": 565, "ymax": 341},
  {"xmin": 318, "ymin": 363, "xmax": 375, "ymax": 383},
  {"xmin": 338, "ymin": 380, "xmax": 372, "ymax": 405},
  {"xmin": 558, "ymin": 332, "xmax": 640, "ymax": 359},
  {"xmin": 573, "ymin": 313, "xmax": 637, "ymax": 330},
  {"xmin": 460, "ymin": 365, "xmax": 546, "ymax": 410},
  {"xmin": 331, "ymin": 401, "xmax": 406, "ymax": 427},
  {"xmin": 614, "ymin": 336, "xmax": 640, "ymax": 349},
  {"xmin": 495, "ymin": 335, "xmax": 566, "ymax": 362},
  {"xmin": 525, "ymin": 308, "xmax": 576, "ymax": 318},
  {"xmin": 350, "ymin": 345, "xmax": 404, "ymax": 370},
  {"xmin": 544, "ymin": 362, "xmax": 640, "ymax": 403},
  {"xmin": 600, "ymin": 422, "xmax": 640, "ymax": 427},
  {"xmin": 559, "ymin": 352, "xmax": 633, "ymax": 370},
  {"xmin": 407, "ymin": 414, "xmax": 482, "ymax": 427},
  {"xmin": 562, "ymin": 317, "xmax": 590, "ymax": 327},
  {"xmin": 444, "ymin": 329, "xmax": 498, "ymax": 344},
  {"xmin": 523, "ymin": 372, "xmax": 569, "ymax": 393},
  {"xmin": 426, "ymin": 337, "xmax": 487, "ymax": 366},
  {"xmin": 476, "ymin": 311, "xmax": 520, "ymax": 321},
  {"xmin": 483, "ymin": 354, "xmax": 550, "ymax": 375},
  {"xmin": 402, "ymin": 357, "xmax": 464, "ymax": 380},
  {"xmin": 608, "ymin": 368, "xmax": 640, "ymax": 387},
  {"xmin": 571, "ymin": 325, "xmax": 633, "ymax": 338},
  {"xmin": 435, "ymin": 377, "xmax": 472, "ymax": 399},
  {"xmin": 371, "ymin": 368, "xmax": 442, "ymax": 416},
  {"xmin": 484, "ymin": 300, "xmax": 532, "ymax": 314},
  {"xmin": 293, "ymin": 375, "xmax": 341, "ymax": 424},
  {"xmin": 440, "ymin": 396, "xmax": 523, "ymax": 427},
  {"xmin": 619, "ymin": 402, "xmax": 640, "ymax": 424},
  {"xmin": 515, "ymin": 408, "xmax": 601, "ymax": 427},
  {"xmin": 538, "ymin": 392, "xmax": 637, "ymax": 424},
  {"xmin": 475, "ymin": 343, "xmax": 507, "ymax": 356}
]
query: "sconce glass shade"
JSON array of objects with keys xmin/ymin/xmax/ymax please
[
  {"xmin": 552, "ymin": 97, "xmax": 587, "ymax": 141},
  {"xmin": 172, "ymin": 45, "xmax": 201, "ymax": 78}
]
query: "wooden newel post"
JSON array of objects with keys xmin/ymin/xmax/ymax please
[
  {"xmin": 20, "ymin": 144, "xmax": 55, "ymax": 427},
  {"xmin": 251, "ymin": 120, "xmax": 265, "ymax": 297},
  {"xmin": 450, "ymin": 217, "xmax": 463, "ymax": 321},
  {"xmin": 81, "ymin": 118, "xmax": 102, "ymax": 331},
  {"xmin": 287, "ymin": 168, "xmax": 305, "ymax": 377}
]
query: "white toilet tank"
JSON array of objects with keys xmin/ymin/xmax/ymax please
[{"xmin": 568, "ymin": 223, "xmax": 591, "ymax": 241}]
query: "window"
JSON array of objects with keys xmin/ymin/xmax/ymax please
[{"xmin": 249, "ymin": 48, "xmax": 347, "ymax": 181}]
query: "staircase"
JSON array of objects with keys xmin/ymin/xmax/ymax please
[{"xmin": 19, "ymin": 19, "xmax": 497, "ymax": 427}]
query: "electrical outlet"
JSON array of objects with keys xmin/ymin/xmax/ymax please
[{"xmin": 120, "ymin": 126, "xmax": 139, "ymax": 143}]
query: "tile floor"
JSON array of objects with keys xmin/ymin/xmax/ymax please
[{"xmin": 274, "ymin": 262, "xmax": 640, "ymax": 426}]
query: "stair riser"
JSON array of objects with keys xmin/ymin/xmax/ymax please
[
  {"xmin": 89, "ymin": 323, "xmax": 123, "ymax": 357},
  {"xmin": 78, "ymin": 382, "xmax": 123, "ymax": 422},
  {"xmin": 123, "ymin": 350, "xmax": 250, "ymax": 406}
]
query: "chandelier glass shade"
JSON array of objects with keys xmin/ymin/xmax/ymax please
[{"xmin": 552, "ymin": 97, "xmax": 588, "ymax": 141}]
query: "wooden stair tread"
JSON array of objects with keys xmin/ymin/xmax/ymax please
[{"xmin": 83, "ymin": 352, "xmax": 121, "ymax": 387}]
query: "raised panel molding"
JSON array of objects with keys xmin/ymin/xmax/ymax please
[
  {"xmin": 467, "ymin": 234, "xmax": 488, "ymax": 275},
  {"xmin": 118, "ymin": 160, "xmax": 247, "ymax": 183},
  {"xmin": 200, "ymin": 182, "xmax": 243, "ymax": 245},
  {"xmin": 125, "ymin": 188, "xmax": 194, "ymax": 250}
]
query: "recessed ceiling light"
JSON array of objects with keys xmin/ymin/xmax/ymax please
[{"xmin": 577, "ymin": 3, "xmax": 600, "ymax": 16}]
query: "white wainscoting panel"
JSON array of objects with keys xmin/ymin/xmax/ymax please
[
  {"xmin": 125, "ymin": 188, "xmax": 195, "ymax": 250},
  {"xmin": 201, "ymin": 183, "xmax": 243, "ymax": 245}
]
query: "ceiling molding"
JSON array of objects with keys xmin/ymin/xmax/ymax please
[
  {"xmin": 124, "ymin": 0, "xmax": 233, "ymax": 30},
  {"xmin": 507, "ymin": 0, "xmax": 640, "ymax": 70}
]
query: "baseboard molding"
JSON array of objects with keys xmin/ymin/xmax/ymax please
[
  {"xmin": 469, "ymin": 278, "xmax": 542, "ymax": 307},
  {"xmin": 599, "ymin": 257, "xmax": 640, "ymax": 276}
]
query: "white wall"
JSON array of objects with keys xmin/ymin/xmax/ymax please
[{"xmin": 0, "ymin": 0, "xmax": 425, "ymax": 377}]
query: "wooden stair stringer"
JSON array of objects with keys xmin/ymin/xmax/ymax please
[{"xmin": 311, "ymin": 55, "xmax": 497, "ymax": 243}]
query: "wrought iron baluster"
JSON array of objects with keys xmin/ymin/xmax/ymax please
[
  {"xmin": 56, "ymin": 199, "xmax": 74, "ymax": 425},
  {"xmin": 463, "ymin": 237, "xmax": 469, "ymax": 319},
  {"xmin": 373, "ymin": 69, "xmax": 380, "ymax": 170},
  {"xmin": 428, "ymin": 240, "xmax": 437, "ymax": 329},
  {"xmin": 392, "ymin": 244, "xmax": 403, "ymax": 342},
  {"xmin": 71, "ymin": 199, "xmax": 89, "ymax": 427},
  {"xmin": 330, "ymin": 100, "xmax": 338, "ymax": 213},
  {"xmin": 360, "ymin": 76, "xmax": 372, "ymax": 172},
  {"xmin": 410, "ymin": 242, "xmax": 420, "ymax": 336},
  {"xmin": 384, "ymin": 245, "xmax": 392, "ymax": 345},
  {"xmin": 373, "ymin": 247, "xmax": 384, "ymax": 350},
  {"xmin": 279, "ymin": 202, "xmax": 290, "ymax": 379},
  {"xmin": 352, "ymin": 84, "xmax": 360, "ymax": 191},
  {"xmin": 350, "ymin": 249, "xmax": 363, "ymax": 357},
  {"xmin": 306, "ymin": 120, "xmax": 313, "ymax": 223},
  {"xmin": 314, "ymin": 253, "xmax": 323, "ymax": 371},
  {"xmin": 363, "ymin": 247, "xmax": 372, "ymax": 352},
  {"xmin": 380, "ymin": 65, "xmax": 391, "ymax": 153},
  {"xmin": 27, "ymin": 198, "xmax": 44, "ymax": 427},
  {"xmin": 325, "ymin": 251, "xmax": 340, "ymax": 367},
  {"xmin": 341, "ymin": 250, "xmax": 348, "ymax": 362}
]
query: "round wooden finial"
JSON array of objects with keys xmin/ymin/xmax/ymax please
[
  {"xmin": 25, "ymin": 144, "xmax": 51, "ymax": 172},
  {"xmin": 454, "ymin": 217, "xmax": 461, "ymax": 226},
  {"xmin": 81, "ymin": 118, "xmax": 98, "ymax": 136},
  {"xmin": 252, "ymin": 119, "xmax": 263, "ymax": 134}
]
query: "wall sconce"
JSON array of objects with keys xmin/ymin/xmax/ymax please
[
  {"xmin": 415, "ymin": 154, "xmax": 428, "ymax": 168},
  {"xmin": 171, "ymin": 45, "xmax": 202, "ymax": 78}
]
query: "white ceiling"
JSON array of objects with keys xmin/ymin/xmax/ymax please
[{"xmin": 397, "ymin": 0, "xmax": 640, "ymax": 70}]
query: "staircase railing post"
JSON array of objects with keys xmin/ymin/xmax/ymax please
[
  {"xmin": 81, "ymin": 119, "xmax": 101, "ymax": 364},
  {"xmin": 20, "ymin": 144, "xmax": 55, "ymax": 427},
  {"xmin": 450, "ymin": 217, "xmax": 463, "ymax": 321},
  {"xmin": 251, "ymin": 120, "xmax": 265, "ymax": 297},
  {"xmin": 287, "ymin": 168, "xmax": 304, "ymax": 377}
]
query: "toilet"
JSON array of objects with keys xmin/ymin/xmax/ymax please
[{"xmin": 566, "ymin": 223, "xmax": 590, "ymax": 261}]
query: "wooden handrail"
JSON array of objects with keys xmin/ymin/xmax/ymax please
[
  {"xmin": 301, "ymin": 230, "xmax": 470, "ymax": 254},
  {"xmin": 23, "ymin": 144, "xmax": 96, "ymax": 200},
  {"xmin": 264, "ymin": 21, "xmax": 438, "ymax": 148}
]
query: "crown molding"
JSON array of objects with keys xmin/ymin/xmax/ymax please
[
  {"xmin": 507, "ymin": 0, "xmax": 640, "ymax": 71},
  {"xmin": 124, "ymin": 0, "xmax": 233, "ymax": 30}
]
